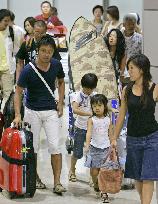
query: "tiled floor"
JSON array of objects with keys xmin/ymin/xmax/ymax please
[
  {"xmin": 0, "ymin": 53, "xmax": 157, "ymax": 203},
  {"xmin": 0, "ymin": 110, "xmax": 157, "ymax": 204}
]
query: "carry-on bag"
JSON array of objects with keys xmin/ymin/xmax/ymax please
[{"xmin": 0, "ymin": 123, "xmax": 36, "ymax": 199}]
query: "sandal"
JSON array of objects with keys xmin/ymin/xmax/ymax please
[
  {"xmin": 36, "ymin": 177, "xmax": 46, "ymax": 189},
  {"xmin": 101, "ymin": 193, "xmax": 110, "ymax": 203},
  {"xmin": 53, "ymin": 183, "xmax": 67, "ymax": 194},
  {"xmin": 93, "ymin": 181, "xmax": 99, "ymax": 192},
  {"xmin": 69, "ymin": 172, "xmax": 77, "ymax": 182}
]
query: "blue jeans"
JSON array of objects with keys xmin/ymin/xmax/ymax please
[{"xmin": 125, "ymin": 130, "xmax": 158, "ymax": 180}]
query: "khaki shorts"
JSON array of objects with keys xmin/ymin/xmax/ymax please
[{"xmin": 24, "ymin": 107, "xmax": 61, "ymax": 154}]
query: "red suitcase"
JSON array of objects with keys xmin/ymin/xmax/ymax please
[
  {"xmin": 0, "ymin": 112, "xmax": 4, "ymax": 141},
  {"xmin": 0, "ymin": 124, "xmax": 36, "ymax": 199}
]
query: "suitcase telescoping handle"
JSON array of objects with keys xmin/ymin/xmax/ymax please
[
  {"xmin": 11, "ymin": 122, "xmax": 31, "ymax": 130},
  {"xmin": 10, "ymin": 122, "xmax": 22, "ymax": 129},
  {"xmin": 11, "ymin": 122, "xmax": 15, "ymax": 128}
]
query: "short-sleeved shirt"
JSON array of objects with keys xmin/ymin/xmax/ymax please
[
  {"xmin": 72, "ymin": 91, "xmax": 96, "ymax": 130},
  {"xmin": 16, "ymin": 36, "xmax": 61, "ymax": 65},
  {"xmin": 35, "ymin": 15, "xmax": 63, "ymax": 27},
  {"xmin": 123, "ymin": 32, "xmax": 142, "ymax": 59},
  {"xmin": 17, "ymin": 58, "xmax": 65, "ymax": 111},
  {"xmin": 16, "ymin": 38, "xmax": 37, "ymax": 65}
]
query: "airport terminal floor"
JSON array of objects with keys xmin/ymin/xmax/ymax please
[
  {"xmin": 0, "ymin": 52, "xmax": 157, "ymax": 204},
  {"xmin": 0, "ymin": 106, "xmax": 157, "ymax": 204}
]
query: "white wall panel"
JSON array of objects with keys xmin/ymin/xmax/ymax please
[
  {"xmin": 54, "ymin": 0, "xmax": 102, "ymax": 34},
  {"xmin": 8, "ymin": 0, "xmax": 53, "ymax": 27},
  {"xmin": 109, "ymin": 0, "xmax": 143, "ymax": 22},
  {"xmin": 144, "ymin": 0, "xmax": 158, "ymax": 10},
  {"xmin": 0, "ymin": 0, "xmax": 8, "ymax": 9},
  {"xmin": 143, "ymin": 11, "xmax": 158, "ymax": 67}
]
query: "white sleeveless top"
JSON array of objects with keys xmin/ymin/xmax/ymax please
[{"xmin": 90, "ymin": 116, "xmax": 110, "ymax": 149}]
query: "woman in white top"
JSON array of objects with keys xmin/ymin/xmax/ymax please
[
  {"xmin": 85, "ymin": 94, "xmax": 113, "ymax": 203},
  {"xmin": 91, "ymin": 5, "xmax": 105, "ymax": 36},
  {"xmin": 101, "ymin": 5, "xmax": 122, "ymax": 36}
]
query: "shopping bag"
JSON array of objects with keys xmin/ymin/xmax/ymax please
[{"xmin": 98, "ymin": 148, "xmax": 124, "ymax": 194}]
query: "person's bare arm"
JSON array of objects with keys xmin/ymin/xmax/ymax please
[
  {"xmin": 85, "ymin": 118, "xmax": 93, "ymax": 151},
  {"xmin": 57, "ymin": 78, "xmax": 65, "ymax": 117},
  {"xmin": 72, "ymin": 101, "xmax": 92, "ymax": 117},
  {"xmin": 120, "ymin": 54, "xmax": 127, "ymax": 77},
  {"xmin": 108, "ymin": 121, "xmax": 114, "ymax": 143},
  {"xmin": 154, "ymin": 84, "xmax": 158, "ymax": 102},
  {"xmin": 13, "ymin": 85, "xmax": 24, "ymax": 127},
  {"xmin": 16, "ymin": 59, "xmax": 24, "ymax": 82},
  {"xmin": 101, "ymin": 21, "xmax": 110, "ymax": 36},
  {"xmin": 113, "ymin": 87, "xmax": 128, "ymax": 140}
]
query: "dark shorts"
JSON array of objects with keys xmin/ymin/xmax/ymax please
[
  {"xmin": 125, "ymin": 130, "xmax": 158, "ymax": 181},
  {"xmin": 73, "ymin": 126, "xmax": 86, "ymax": 159}
]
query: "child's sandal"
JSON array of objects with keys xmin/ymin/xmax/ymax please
[
  {"xmin": 69, "ymin": 172, "xmax": 77, "ymax": 182},
  {"xmin": 101, "ymin": 193, "xmax": 110, "ymax": 203}
]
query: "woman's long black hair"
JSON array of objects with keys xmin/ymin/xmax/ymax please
[
  {"xmin": 24, "ymin": 17, "xmax": 36, "ymax": 36},
  {"xmin": 125, "ymin": 54, "xmax": 152, "ymax": 107},
  {"xmin": 105, "ymin": 28, "xmax": 126, "ymax": 67}
]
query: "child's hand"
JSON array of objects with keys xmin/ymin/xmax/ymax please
[
  {"xmin": 111, "ymin": 139, "xmax": 117, "ymax": 148},
  {"xmin": 88, "ymin": 112, "xmax": 93, "ymax": 117},
  {"xmin": 110, "ymin": 148, "xmax": 117, "ymax": 162}
]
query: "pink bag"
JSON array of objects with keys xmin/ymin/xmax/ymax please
[{"xmin": 98, "ymin": 148, "xmax": 124, "ymax": 194}]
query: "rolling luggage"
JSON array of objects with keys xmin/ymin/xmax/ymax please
[
  {"xmin": 0, "ymin": 97, "xmax": 4, "ymax": 141},
  {"xmin": 0, "ymin": 123, "xmax": 36, "ymax": 199},
  {"xmin": 0, "ymin": 112, "xmax": 4, "ymax": 141}
]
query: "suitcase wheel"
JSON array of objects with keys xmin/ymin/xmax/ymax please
[
  {"xmin": 25, "ymin": 192, "xmax": 35, "ymax": 198},
  {"xmin": 68, "ymin": 149, "xmax": 71, "ymax": 154},
  {"xmin": 0, "ymin": 187, "xmax": 2, "ymax": 192},
  {"xmin": 8, "ymin": 192, "xmax": 16, "ymax": 199}
]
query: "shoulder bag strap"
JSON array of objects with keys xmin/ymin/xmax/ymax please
[{"xmin": 29, "ymin": 62, "xmax": 55, "ymax": 99}]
